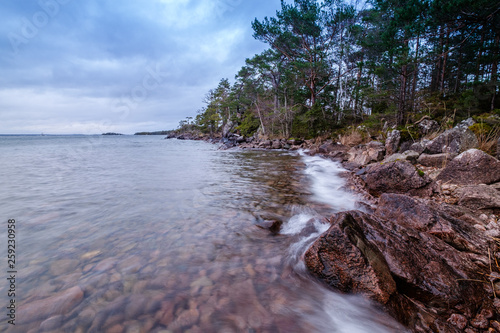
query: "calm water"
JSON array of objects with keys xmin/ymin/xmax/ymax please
[{"xmin": 0, "ymin": 135, "xmax": 404, "ymax": 332}]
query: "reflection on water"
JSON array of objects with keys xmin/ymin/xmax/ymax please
[{"xmin": 0, "ymin": 136, "xmax": 405, "ymax": 332}]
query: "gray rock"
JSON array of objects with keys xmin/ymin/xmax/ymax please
[
  {"xmin": 409, "ymin": 140, "xmax": 430, "ymax": 154},
  {"xmin": 497, "ymin": 136, "xmax": 500, "ymax": 159},
  {"xmin": 436, "ymin": 149, "xmax": 500, "ymax": 185},
  {"xmin": 418, "ymin": 119, "xmax": 440, "ymax": 135},
  {"xmin": 424, "ymin": 127, "xmax": 478, "ymax": 154},
  {"xmin": 417, "ymin": 153, "xmax": 457, "ymax": 168},
  {"xmin": 385, "ymin": 130, "xmax": 401, "ymax": 155},
  {"xmin": 383, "ymin": 150, "xmax": 420, "ymax": 165},
  {"xmin": 271, "ymin": 140, "xmax": 282, "ymax": 149},
  {"xmin": 455, "ymin": 117, "xmax": 475, "ymax": 130}
]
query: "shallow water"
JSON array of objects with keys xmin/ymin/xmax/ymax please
[{"xmin": 0, "ymin": 135, "xmax": 405, "ymax": 332}]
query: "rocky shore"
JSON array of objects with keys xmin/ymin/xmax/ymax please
[{"xmin": 168, "ymin": 118, "xmax": 500, "ymax": 332}]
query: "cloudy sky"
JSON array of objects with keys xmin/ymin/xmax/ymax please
[{"xmin": 0, "ymin": 0, "xmax": 280, "ymax": 134}]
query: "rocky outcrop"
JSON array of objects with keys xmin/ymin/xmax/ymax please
[
  {"xmin": 305, "ymin": 194, "xmax": 498, "ymax": 332},
  {"xmin": 436, "ymin": 149, "xmax": 500, "ymax": 185},
  {"xmin": 363, "ymin": 161, "xmax": 435, "ymax": 197}
]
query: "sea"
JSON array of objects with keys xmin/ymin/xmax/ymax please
[{"xmin": 0, "ymin": 135, "xmax": 405, "ymax": 332}]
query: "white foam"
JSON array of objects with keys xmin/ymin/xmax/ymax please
[{"xmin": 300, "ymin": 152, "xmax": 359, "ymax": 212}]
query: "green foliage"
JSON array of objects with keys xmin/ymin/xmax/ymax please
[
  {"xmin": 469, "ymin": 123, "xmax": 492, "ymax": 137},
  {"xmin": 237, "ymin": 112, "xmax": 260, "ymax": 137},
  {"xmin": 416, "ymin": 168, "xmax": 425, "ymax": 177}
]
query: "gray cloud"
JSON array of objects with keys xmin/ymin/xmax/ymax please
[{"xmin": 0, "ymin": 0, "xmax": 280, "ymax": 134}]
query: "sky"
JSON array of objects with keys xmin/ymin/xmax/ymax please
[{"xmin": 0, "ymin": 0, "xmax": 280, "ymax": 134}]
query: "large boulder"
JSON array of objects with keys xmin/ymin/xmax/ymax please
[
  {"xmin": 305, "ymin": 194, "xmax": 496, "ymax": 332},
  {"xmin": 424, "ymin": 127, "xmax": 478, "ymax": 155},
  {"xmin": 318, "ymin": 142, "xmax": 349, "ymax": 161},
  {"xmin": 363, "ymin": 161, "xmax": 435, "ymax": 197},
  {"xmin": 436, "ymin": 149, "xmax": 500, "ymax": 185},
  {"xmin": 385, "ymin": 130, "xmax": 401, "ymax": 155}
]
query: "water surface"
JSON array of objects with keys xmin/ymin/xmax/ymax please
[{"xmin": 0, "ymin": 135, "xmax": 404, "ymax": 332}]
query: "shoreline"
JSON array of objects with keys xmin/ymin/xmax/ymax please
[{"xmin": 167, "ymin": 123, "xmax": 500, "ymax": 332}]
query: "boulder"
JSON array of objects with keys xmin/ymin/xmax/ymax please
[
  {"xmin": 306, "ymin": 194, "xmax": 494, "ymax": 331},
  {"xmin": 383, "ymin": 150, "xmax": 420, "ymax": 165},
  {"xmin": 385, "ymin": 130, "xmax": 401, "ymax": 155},
  {"xmin": 409, "ymin": 140, "xmax": 430, "ymax": 154},
  {"xmin": 424, "ymin": 127, "xmax": 478, "ymax": 155},
  {"xmin": 418, "ymin": 119, "xmax": 440, "ymax": 135},
  {"xmin": 258, "ymin": 140, "xmax": 272, "ymax": 148},
  {"xmin": 436, "ymin": 149, "xmax": 500, "ymax": 185},
  {"xmin": 417, "ymin": 153, "xmax": 457, "ymax": 168},
  {"xmin": 497, "ymin": 136, "xmax": 500, "ymax": 159},
  {"xmin": 271, "ymin": 140, "xmax": 282, "ymax": 149},
  {"xmin": 456, "ymin": 185, "xmax": 500, "ymax": 213},
  {"xmin": 366, "ymin": 141, "xmax": 386, "ymax": 162},
  {"xmin": 363, "ymin": 161, "xmax": 435, "ymax": 197}
]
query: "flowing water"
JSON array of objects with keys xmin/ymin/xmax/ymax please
[{"xmin": 0, "ymin": 135, "xmax": 405, "ymax": 332}]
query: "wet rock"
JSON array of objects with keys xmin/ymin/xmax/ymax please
[
  {"xmin": 40, "ymin": 315, "xmax": 63, "ymax": 331},
  {"xmin": 385, "ymin": 130, "xmax": 401, "ymax": 155},
  {"xmin": 80, "ymin": 250, "xmax": 101, "ymax": 260},
  {"xmin": 271, "ymin": 140, "xmax": 282, "ymax": 149},
  {"xmin": 304, "ymin": 211, "xmax": 397, "ymax": 304},
  {"xmin": 417, "ymin": 153, "xmax": 457, "ymax": 168},
  {"xmin": 258, "ymin": 140, "xmax": 272, "ymax": 148},
  {"xmin": 167, "ymin": 308, "xmax": 200, "ymax": 331},
  {"xmin": 306, "ymin": 194, "xmax": 494, "ymax": 331},
  {"xmin": 424, "ymin": 127, "xmax": 478, "ymax": 154},
  {"xmin": 363, "ymin": 161, "xmax": 435, "ymax": 197},
  {"xmin": 383, "ymin": 150, "xmax": 420, "ymax": 164},
  {"xmin": 436, "ymin": 149, "xmax": 500, "ymax": 185},
  {"xmin": 318, "ymin": 142, "xmax": 349, "ymax": 161},
  {"xmin": 49, "ymin": 259, "xmax": 80, "ymax": 276},
  {"xmin": 93, "ymin": 258, "xmax": 117, "ymax": 272},
  {"xmin": 456, "ymin": 185, "xmax": 500, "ymax": 213},
  {"xmin": 18, "ymin": 286, "xmax": 84, "ymax": 323}
]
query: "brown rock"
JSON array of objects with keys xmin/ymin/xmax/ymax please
[
  {"xmin": 447, "ymin": 314, "xmax": 468, "ymax": 330},
  {"xmin": 456, "ymin": 185, "xmax": 500, "ymax": 213},
  {"xmin": 436, "ymin": 149, "xmax": 500, "ymax": 185},
  {"xmin": 18, "ymin": 286, "xmax": 84, "ymax": 323},
  {"xmin": 305, "ymin": 211, "xmax": 397, "ymax": 304},
  {"xmin": 49, "ymin": 259, "xmax": 80, "ymax": 276},
  {"xmin": 470, "ymin": 313, "xmax": 489, "ymax": 329},
  {"xmin": 363, "ymin": 161, "xmax": 435, "ymax": 197},
  {"xmin": 40, "ymin": 315, "xmax": 63, "ymax": 331},
  {"xmin": 417, "ymin": 153, "xmax": 457, "ymax": 168}
]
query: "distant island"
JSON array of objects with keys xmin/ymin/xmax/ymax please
[
  {"xmin": 134, "ymin": 131, "xmax": 172, "ymax": 135},
  {"xmin": 102, "ymin": 132, "xmax": 123, "ymax": 136}
]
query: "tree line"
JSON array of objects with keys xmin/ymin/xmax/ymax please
[{"xmin": 187, "ymin": 0, "xmax": 499, "ymax": 139}]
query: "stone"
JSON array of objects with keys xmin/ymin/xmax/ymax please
[
  {"xmin": 17, "ymin": 286, "xmax": 84, "ymax": 323},
  {"xmin": 436, "ymin": 149, "xmax": 500, "ymax": 185},
  {"xmin": 304, "ymin": 211, "xmax": 397, "ymax": 304},
  {"xmin": 49, "ymin": 259, "xmax": 80, "ymax": 276},
  {"xmin": 385, "ymin": 130, "xmax": 401, "ymax": 155},
  {"xmin": 497, "ymin": 136, "xmax": 500, "ymax": 159},
  {"xmin": 417, "ymin": 153, "xmax": 457, "ymax": 168},
  {"xmin": 366, "ymin": 141, "xmax": 386, "ymax": 162},
  {"xmin": 271, "ymin": 140, "xmax": 282, "ymax": 149},
  {"xmin": 456, "ymin": 185, "xmax": 500, "ymax": 213},
  {"xmin": 40, "ymin": 315, "xmax": 63, "ymax": 331},
  {"xmin": 363, "ymin": 161, "xmax": 434, "ymax": 197},
  {"xmin": 470, "ymin": 314, "xmax": 489, "ymax": 329},
  {"xmin": 167, "ymin": 308, "xmax": 200, "ymax": 331},
  {"xmin": 383, "ymin": 150, "xmax": 420, "ymax": 164},
  {"xmin": 306, "ymin": 197, "xmax": 492, "ymax": 331},
  {"xmin": 424, "ymin": 127, "xmax": 478, "ymax": 154},
  {"xmin": 447, "ymin": 314, "xmax": 468, "ymax": 330},
  {"xmin": 346, "ymin": 142, "xmax": 385, "ymax": 167},
  {"xmin": 258, "ymin": 140, "xmax": 272, "ymax": 148},
  {"xmin": 409, "ymin": 140, "xmax": 429, "ymax": 154},
  {"xmin": 418, "ymin": 118, "xmax": 440, "ymax": 135}
]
